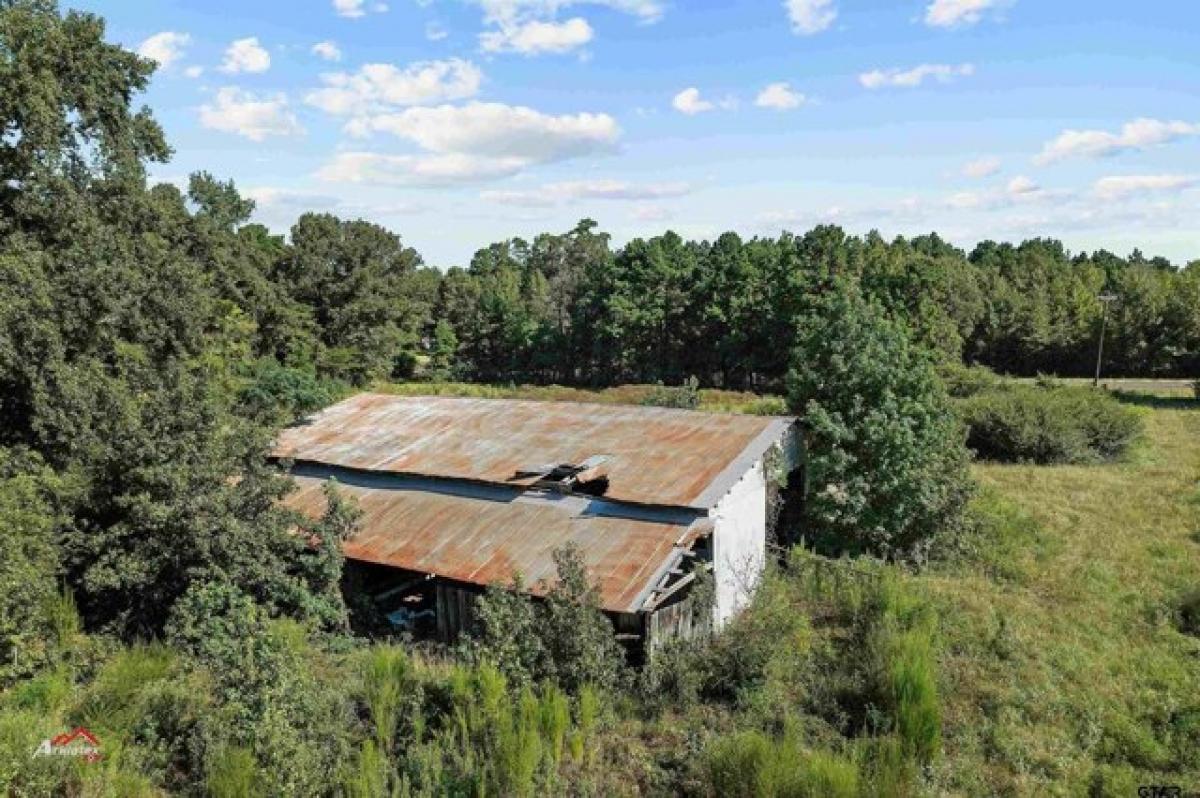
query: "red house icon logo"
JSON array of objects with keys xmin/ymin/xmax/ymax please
[{"xmin": 33, "ymin": 727, "xmax": 102, "ymax": 762}]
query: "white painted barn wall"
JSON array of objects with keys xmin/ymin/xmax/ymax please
[{"xmin": 710, "ymin": 458, "xmax": 767, "ymax": 627}]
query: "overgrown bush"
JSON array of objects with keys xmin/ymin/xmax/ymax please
[
  {"xmin": 937, "ymin": 363, "xmax": 1003, "ymax": 398},
  {"xmin": 641, "ymin": 376, "xmax": 702, "ymax": 409},
  {"xmin": 0, "ymin": 448, "xmax": 62, "ymax": 685},
  {"xmin": 787, "ymin": 288, "xmax": 974, "ymax": 560},
  {"xmin": 468, "ymin": 544, "xmax": 626, "ymax": 693},
  {"xmin": 166, "ymin": 582, "xmax": 353, "ymax": 796},
  {"xmin": 236, "ymin": 358, "xmax": 346, "ymax": 423},
  {"xmin": 958, "ymin": 383, "xmax": 1142, "ymax": 464},
  {"xmin": 696, "ymin": 567, "xmax": 812, "ymax": 708}
]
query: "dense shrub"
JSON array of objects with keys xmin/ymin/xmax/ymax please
[
  {"xmin": 641, "ymin": 376, "xmax": 701, "ymax": 409},
  {"xmin": 959, "ymin": 384, "xmax": 1142, "ymax": 464},
  {"xmin": 0, "ymin": 448, "xmax": 62, "ymax": 685},
  {"xmin": 787, "ymin": 288, "xmax": 974, "ymax": 560},
  {"xmin": 235, "ymin": 359, "xmax": 345, "ymax": 423},
  {"xmin": 166, "ymin": 582, "xmax": 353, "ymax": 796},
  {"xmin": 469, "ymin": 544, "xmax": 626, "ymax": 693},
  {"xmin": 937, "ymin": 363, "xmax": 1003, "ymax": 398}
]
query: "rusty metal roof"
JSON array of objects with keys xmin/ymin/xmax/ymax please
[
  {"xmin": 284, "ymin": 470, "xmax": 710, "ymax": 613},
  {"xmin": 273, "ymin": 394, "xmax": 793, "ymax": 509}
]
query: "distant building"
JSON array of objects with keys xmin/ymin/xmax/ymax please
[{"xmin": 274, "ymin": 393, "xmax": 802, "ymax": 652}]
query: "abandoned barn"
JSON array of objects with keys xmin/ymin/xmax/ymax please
[{"xmin": 273, "ymin": 393, "xmax": 803, "ymax": 652}]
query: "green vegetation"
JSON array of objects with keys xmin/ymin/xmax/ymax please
[
  {"xmin": 641, "ymin": 376, "xmax": 702, "ymax": 409},
  {"xmin": 0, "ymin": 2, "xmax": 1197, "ymax": 795},
  {"xmin": 468, "ymin": 545, "xmax": 627, "ymax": 693},
  {"xmin": 958, "ymin": 378, "xmax": 1144, "ymax": 464},
  {"xmin": 788, "ymin": 288, "xmax": 973, "ymax": 560},
  {"xmin": 374, "ymin": 378, "xmax": 789, "ymax": 415}
]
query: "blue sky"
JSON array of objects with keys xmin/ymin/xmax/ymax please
[{"xmin": 79, "ymin": 0, "xmax": 1200, "ymax": 267}]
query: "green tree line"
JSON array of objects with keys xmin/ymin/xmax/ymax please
[{"xmin": 431, "ymin": 226, "xmax": 1199, "ymax": 387}]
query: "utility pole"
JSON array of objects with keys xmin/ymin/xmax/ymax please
[{"xmin": 1093, "ymin": 293, "xmax": 1118, "ymax": 387}]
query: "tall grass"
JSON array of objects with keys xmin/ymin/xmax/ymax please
[
  {"xmin": 206, "ymin": 746, "xmax": 260, "ymax": 798},
  {"xmin": 703, "ymin": 727, "xmax": 860, "ymax": 798},
  {"xmin": 885, "ymin": 629, "xmax": 940, "ymax": 765},
  {"xmin": 45, "ymin": 583, "xmax": 80, "ymax": 652},
  {"xmin": 865, "ymin": 576, "xmax": 941, "ymax": 766},
  {"xmin": 342, "ymin": 740, "xmax": 387, "ymax": 798},
  {"xmin": 361, "ymin": 647, "xmax": 411, "ymax": 752},
  {"xmin": 76, "ymin": 643, "xmax": 178, "ymax": 734},
  {"xmin": 539, "ymin": 684, "xmax": 569, "ymax": 766}
]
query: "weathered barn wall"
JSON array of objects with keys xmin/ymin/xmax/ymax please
[
  {"xmin": 711, "ymin": 459, "xmax": 767, "ymax": 627},
  {"xmin": 710, "ymin": 429, "xmax": 803, "ymax": 627}
]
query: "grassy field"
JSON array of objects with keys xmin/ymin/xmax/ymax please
[{"xmin": 928, "ymin": 386, "xmax": 1200, "ymax": 794}]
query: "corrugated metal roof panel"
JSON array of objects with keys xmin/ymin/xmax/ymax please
[
  {"xmin": 273, "ymin": 394, "xmax": 792, "ymax": 509},
  {"xmin": 285, "ymin": 473, "xmax": 699, "ymax": 614}
]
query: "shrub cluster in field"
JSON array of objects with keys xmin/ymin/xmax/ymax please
[
  {"xmin": 640, "ymin": 376, "xmax": 702, "ymax": 410},
  {"xmin": 945, "ymin": 366, "xmax": 1144, "ymax": 464}
]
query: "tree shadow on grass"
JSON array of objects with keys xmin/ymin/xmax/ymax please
[{"xmin": 1108, "ymin": 390, "xmax": 1198, "ymax": 410}]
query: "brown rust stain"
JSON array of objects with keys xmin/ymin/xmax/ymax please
[
  {"xmin": 274, "ymin": 394, "xmax": 779, "ymax": 508},
  {"xmin": 284, "ymin": 475, "xmax": 685, "ymax": 613}
]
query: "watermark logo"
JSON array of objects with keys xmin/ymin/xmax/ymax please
[{"xmin": 33, "ymin": 727, "xmax": 102, "ymax": 763}]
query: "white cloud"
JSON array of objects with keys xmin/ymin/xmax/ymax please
[
  {"xmin": 333, "ymin": 0, "xmax": 388, "ymax": 18},
  {"xmin": 198, "ymin": 88, "xmax": 303, "ymax": 141},
  {"xmin": 673, "ymin": 87, "xmax": 714, "ymax": 115},
  {"xmin": 1035, "ymin": 118, "xmax": 1200, "ymax": 165},
  {"xmin": 319, "ymin": 102, "xmax": 620, "ymax": 186},
  {"xmin": 944, "ymin": 175, "xmax": 1056, "ymax": 211},
  {"xmin": 859, "ymin": 63, "xmax": 974, "ymax": 89},
  {"xmin": 184, "ymin": 65, "xmax": 204, "ymax": 79},
  {"xmin": 220, "ymin": 37, "xmax": 270, "ymax": 74},
  {"xmin": 480, "ymin": 17, "xmax": 593, "ymax": 54},
  {"xmin": 924, "ymin": 0, "xmax": 1009, "ymax": 28},
  {"xmin": 1006, "ymin": 175, "xmax": 1039, "ymax": 195},
  {"xmin": 311, "ymin": 41, "xmax": 342, "ymax": 62},
  {"xmin": 316, "ymin": 152, "xmax": 529, "ymax": 186},
  {"xmin": 475, "ymin": 0, "xmax": 664, "ymax": 26},
  {"xmin": 1093, "ymin": 174, "xmax": 1198, "ymax": 199},
  {"xmin": 755, "ymin": 82, "xmax": 805, "ymax": 110},
  {"xmin": 305, "ymin": 59, "xmax": 482, "ymax": 115},
  {"xmin": 472, "ymin": 1, "xmax": 661, "ymax": 58},
  {"xmin": 962, "ymin": 156, "xmax": 1000, "ymax": 178},
  {"xmin": 480, "ymin": 179, "xmax": 691, "ymax": 205},
  {"xmin": 785, "ymin": 0, "xmax": 836, "ymax": 35},
  {"xmin": 426, "ymin": 21, "xmax": 449, "ymax": 41},
  {"xmin": 353, "ymin": 102, "xmax": 620, "ymax": 161},
  {"xmin": 137, "ymin": 31, "xmax": 190, "ymax": 69}
]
